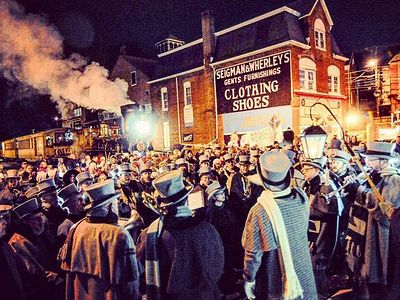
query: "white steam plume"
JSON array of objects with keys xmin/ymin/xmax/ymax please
[{"xmin": 0, "ymin": 0, "xmax": 130, "ymax": 117}]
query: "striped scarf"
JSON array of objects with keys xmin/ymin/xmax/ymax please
[{"xmin": 145, "ymin": 205, "xmax": 192, "ymax": 300}]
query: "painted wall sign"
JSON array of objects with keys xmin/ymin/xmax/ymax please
[
  {"xmin": 222, "ymin": 105, "xmax": 292, "ymax": 135},
  {"xmin": 215, "ymin": 51, "xmax": 292, "ymax": 114}
]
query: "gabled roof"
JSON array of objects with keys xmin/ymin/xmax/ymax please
[
  {"xmin": 214, "ymin": 11, "xmax": 306, "ymax": 62},
  {"xmin": 331, "ymin": 35, "xmax": 344, "ymax": 57},
  {"xmin": 287, "ymin": 0, "xmax": 333, "ymax": 27},
  {"xmin": 152, "ymin": 43, "xmax": 204, "ymax": 79},
  {"xmin": 119, "ymin": 55, "xmax": 157, "ymax": 75}
]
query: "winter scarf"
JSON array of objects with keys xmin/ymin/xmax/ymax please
[
  {"xmin": 145, "ymin": 205, "xmax": 192, "ymax": 300},
  {"xmin": 257, "ymin": 189, "xmax": 303, "ymax": 300}
]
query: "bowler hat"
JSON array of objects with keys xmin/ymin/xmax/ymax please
[
  {"xmin": 84, "ymin": 179, "xmax": 120, "ymax": 210},
  {"xmin": 152, "ymin": 170, "xmax": 193, "ymax": 208},
  {"xmin": 249, "ymin": 151, "xmax": 292, "ymax": 192},
  {"xmin": 13, "ymin": 198, "xmax": 42, "ymax": 220}
]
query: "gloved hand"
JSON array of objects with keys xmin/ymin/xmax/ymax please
[
  {"xmin": 343, "ymin": 175, "xmax": 360, "ymax": 195},
  {"xmin": 244, "ymin": 280, "xmax": 256, "ymax": 299},
  {"xmin": 379, "ymin": 202, "xmax": 395, "ymax": 219}
]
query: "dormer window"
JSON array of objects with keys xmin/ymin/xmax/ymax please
[{"xmin": 314, "ymin": 19, "xmax": 326, "ymax": 50}]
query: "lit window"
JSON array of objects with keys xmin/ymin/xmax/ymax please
[
  {"xmin": 73, "ymin": 108, "xmax": 82, "ymax": 117},
  {"xmin": 163, "ymin": 122, "xmax": 171, "ymax": 150},
  {"xmin": 161, "ymin": 87, "xmax": 168, "ymax": 111},
  {"xmin": 130, "ymin": 71, "xmax": 137, "ymax": 86},
  {"xmin": 299, "ymin": 58, "xmax": 316, "ymax": 91},
  {"xmin": 328, "ymin": 65, "xmax": 340, "ymax": 94},
  {"xmin": 184, "ymin": 81, "xmax": 192, "ymax": 106},
  {"xmin": 314, "ymin": 19, "xmax": 326, "ymax": 50}
]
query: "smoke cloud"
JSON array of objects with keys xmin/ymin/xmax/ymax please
[{"xmin": 0, "ymin": 0, "xmax": 130, "ymax": 117}]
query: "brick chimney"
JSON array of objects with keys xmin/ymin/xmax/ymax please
[{"xmin": 201, "ymin": 10, "xmax": 215, "ymax": 68}]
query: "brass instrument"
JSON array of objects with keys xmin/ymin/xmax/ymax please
[
  {"xmin": 142, "ymin": 191, "xmax": 164, "ymax": 216},
  {"xmin": 322, "ymin": 167, "xmax": 372, "ymax": 202}
]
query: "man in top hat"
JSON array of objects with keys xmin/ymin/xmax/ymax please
[
  {"xmin": 9, "ymin": 198, "xmax": 64, "ymax": 299},
  {"xmin": 37, "ymin": 178, "xmax": 68, "ymax": 244},
  {"xmin": 57, "ymin": 183, "xmax": 87, "ymax": 239},
  {"xmin": 300, "ymin": 156, "xmax": 342, "ymax": 299},
  {"xmin": 136, "ymin": 170, "xmax": 224, "ymax": 299},
  {"xmin": 60, "ymin": 180, "xmax": 141, "ymax": 300},
  {"xmin": 176, "ymin": 157, "xmax": 195, "ymax": 184},
  {"xmin": 229, "ymin": 155, "xmax": 255, "ymax": 229},
  {"xmin": 243, "ymin": 151, "xmax": 317, "ymax": 300},
  {"xmin": 343, "ymin": 142, "xmax": 400, "ymax": 298},
  {"xmin": 205, "ymin": 181, "xmax": 242, "ymax": 297},
  {"xmin": 0, "ymin": 169, "xmax": 21, "ymax": 206},
  {"xmin": 220, "ymin": 153, "xmax": 238, "ymax": 189},
  {"xmin": 128, "ymin": 162, "xmax": 159, "ymax": 227},
  {"xmin": 249, "ymin": 147, "xmax": 261, "ymax": 174},
  {"xmin": 0, "ymin": 204, "xmax": 27, "ymax": 300},
  {"xmin": 76, "ymin": 171, "xmax": 93, "ymax": 191}
]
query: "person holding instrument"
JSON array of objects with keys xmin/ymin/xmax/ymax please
[{"xmin": 344, "ymin": 142, "xmax": 400, "ymax": 298}]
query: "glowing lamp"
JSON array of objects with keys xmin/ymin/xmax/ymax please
[{"xmin": 300, "ymin": 125, "xmax": 327, "ymax": 159}]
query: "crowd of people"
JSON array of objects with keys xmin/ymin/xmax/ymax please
[{"xmin": 0, "ymin": 135, "xmax": 399, "ymax": 300}]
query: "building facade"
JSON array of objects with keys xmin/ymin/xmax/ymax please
[{"xmin": 146, "ymin": 0, "xmax": 348, "ymax": 150}]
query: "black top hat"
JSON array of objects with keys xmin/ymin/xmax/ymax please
[
  {"xmin": 58, "ymin": 183, "xmax": 81, "ymax": 208},
  {"xmin": 13, "ymin": 198, "xmax": 42, "ymax": 220}
]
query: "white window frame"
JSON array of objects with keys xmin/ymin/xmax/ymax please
[
  {"xmin": 130, "ymin": 71, "xmax": 137, "ymax": 86},
  {"xmin": 183, "ymin": 81, "xmax": 192, "ymax": 106},
  {"xmin": 328, "ymin": 65, "xmax": 340, "ymax": 94},
  {"xmin": 161, "ymin": 87, "xmax": 168, "ymax": 111},
  {"xmin": 314, "ymin": 19, "xmax": 326, "ymax": 50},
  {"xmin": 299, "ymin": 58, "xmax": 317, "ymax": 91},
  {"xmin": 163, "ymin": 121, "xmax": 171, "ymax": 150}
]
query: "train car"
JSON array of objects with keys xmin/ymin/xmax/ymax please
[{"xmin": 1, "ymin": 128, "xmax": 75, "ymax": 160}]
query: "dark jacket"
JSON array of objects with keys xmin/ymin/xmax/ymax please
[{"xmin": 137, "ymin": 215, "xmax": 224, "ymax": 300}]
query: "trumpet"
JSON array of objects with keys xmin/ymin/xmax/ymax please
[
  {"xmin": 322, "ymin": 167, "xmax": 372, "ymax": 202},
  {"xmin": 142, "ymin": 191, "xmax": 164, "ymax": 216}
]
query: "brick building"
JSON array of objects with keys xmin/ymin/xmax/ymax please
[{"xmin": 144, "ymin": 0, "xmax": 348, "ymax": 150}]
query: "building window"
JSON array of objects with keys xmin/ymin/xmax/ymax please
[
  {"xmin": 163, "ymin": 121, "xmax": 171, "ymax": 150},
  {"xmin": 314, "ymin": 19, "xmax": 326, "ymax": 50},
  {"xmin": 73, "ymin": 107, "xmax": 82, "ymax": 117},
  {"xmin": 299, "ymin": 58, "xmax": 316, "ymax": 91},
  {"xmin": 183, "ymin": 81, "xmax": 192, "ymax": 106},
  {"xmin": 161, "ymin": 87, "xmax": 168, "ymax": 111},
  {"xmin": 130, "ymin": 71, "xmax": 137, "ymax": 86},
  {"xmin": 328, "ymin": 65, "xmax": 340, "ymax": 94}
]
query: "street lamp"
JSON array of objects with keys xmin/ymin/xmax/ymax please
[{"xmin": 299, "ymin": 125, "xmax": 327, "ymax": 159}]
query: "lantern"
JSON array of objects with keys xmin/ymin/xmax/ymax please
[{"xmin": 300, "ymin": 125, "xmax": 327, "ymax": 159}]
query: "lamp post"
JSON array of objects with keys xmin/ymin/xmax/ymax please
[{"xmin": 299, "ymin": 125, "xmax": 327, "ymax": 159}]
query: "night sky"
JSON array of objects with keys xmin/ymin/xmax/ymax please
[{"xmin": 1, "ymin": 0, "xmax": 400, "ymax": 140}]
